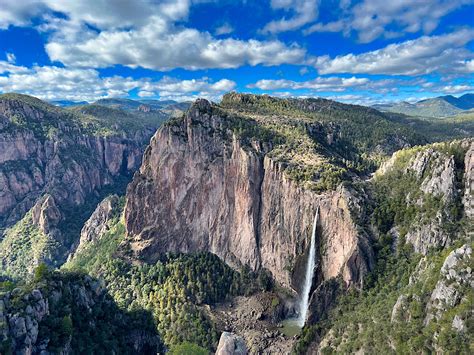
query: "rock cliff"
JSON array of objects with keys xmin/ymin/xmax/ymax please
[
  {"xmin": 0, "ymin": 272, "xmax": 162, "ymax": 354},
  {"xmin": 69, "ymin": 194, "xmax": 122, "ymax": 259},
  {"xmin": 125, "ymin": 98, "xmax": 374, "ymax": 290},
  {"xmin": 0, "ymin": 94, "xmax": 162, "ymax": 277},
  {"xmin": 374, "ymin": 139, "xmax": 473, "ymax": 254}
]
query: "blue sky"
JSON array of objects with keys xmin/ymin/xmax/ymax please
[{"xmin": 0, "ymin": 0, "xmax": 473, "ymax": 105}]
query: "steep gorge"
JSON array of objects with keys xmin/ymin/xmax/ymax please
[
  {"xmin": 124, "ymin": 97, "xmax": 382, "ymax": 291},
  {"xmin": 0, "ymin": 94, "xmax": 164, "ymax": 278}
]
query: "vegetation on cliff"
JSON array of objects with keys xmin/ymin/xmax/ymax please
[
  {"xmin": 294, "ymin": 140, "xmax": 473, "ymax": 354},
  {"xmin": 64, "ymin": 202, "xmax": 269, "ymax": 351},
  {"xmin": 0, "ymin": 268, "xmax": 163, "ymax": 354},
  {"xmin": 0, "ymin": 93, "xmax": 166, "ymax": 138}
]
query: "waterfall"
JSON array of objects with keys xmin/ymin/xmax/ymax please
[{"xmin": 297, "ymin": 207, "xmax": 319, "ymax": 327}]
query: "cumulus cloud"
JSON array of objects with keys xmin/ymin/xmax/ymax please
[
  {"xmin": 0, "ymin": 0, "xmax": 191, "ymax": 30},
  {"xmin": 248, "ymin": 76, "xmax": 369, "ymax": 91},
  {"xmin": 311, "ymin": 30, "xmax": 474, "ymax": 75},
  {"xmin": 215, "ymin": 23, "xmax": 234, "ymax": 36},
  {"xmin": 0, "ymin": 66, "xmax": 235, "ymax": 102},
  {"xmin": 350, "ymin": 0, "xmax": 474, "ymax": 43},
  {"xmin": 303, "ymin": 0, "xmax": 474, "ymax": 42},
  {"xmin": 0, "ymin": 0, "xmax": 306, "ymax": 71},
  {"xmin": 262, "ymin": 0, "xmax": 320, "ymax": 34},
  {"xmin": 45, "ymin": 20, "xmax": 306, "ymax": 70}
]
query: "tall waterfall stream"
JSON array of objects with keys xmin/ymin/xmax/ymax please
[{"xmin": 281, "ymin": 207, "xmax": 319, "ymax": 336}]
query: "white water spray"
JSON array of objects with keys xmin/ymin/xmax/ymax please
[{"xmin": 297, "ymin": 207, "xmax": 319, "ymax": 327}]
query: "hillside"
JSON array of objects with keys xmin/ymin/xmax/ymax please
[
  {"xmin": 373, "ymin": 93, "xmax": 474, "ymax": 118},
  {"xmin": 93, "ymin": 97, "xmax": 191, "ymax": 117},
  {"xmin": 0, "ymin": 93, "xmax": 166, "ymax": 279},
  {"xmin": 0, "ymin": 93, "xmax": 472, "ymax": 354},
  {"xmin": 297, "ymin": 140, "xmax": 473, "ymax": 354}
]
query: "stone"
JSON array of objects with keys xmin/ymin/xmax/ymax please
[
  {"xmin": 216, "ymin": 332, "xmax": 248, "ymax": 355},
  {"xmin": 452, "ymin": 315, "xmax": 466, "ymax": 332}
]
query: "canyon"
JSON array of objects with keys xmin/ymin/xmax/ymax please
[{"xmin": 0, "ymin": 93, "xmax": 472, "ymax": 354}]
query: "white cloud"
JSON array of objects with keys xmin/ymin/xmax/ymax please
[
  {"xmin": 0, "ymin": 0, "xmax": 306, "ymax": 71},
  {"xmin": 0, "ymin": 0, "xmax": 192, "ymax": 30},
  {"xmin": 0, "ymin": 1, "xmax": 47, "ymax": 29},
  {"xmin": 248, "ymin": 76, "xmax": 369, "ymax": 91},
  {"xmin": 0, "ymin": 66, "xmax": 236, "ymax": 102},
  {"xmin": 45, "ymin": 18, "xmax": 306, "ymax": 70},
  {"xmin": 140, "ymin": 77, "xmax": 236, "ymax": 94},
  {"xmin": 304, "ymin": 20, "xmax": 346, "ymax": 35},
  {"xmin": 0, "ymin": 61, "xmax": 29, "ymax": 75},
  {"xmin": 463, "ymin": 59, "xmax": 474, "ymax": 73},
  {"xmin": 304, "ymin": 0, "xmax": 474, "ymax": 43},
  {"xmin": 215, "ymin": 23, "xmax": 234, "ymax": 35},
  {"xmin": 351, "ymin": 0, "xmax": 474, "ymax": 43},
  {"xmin": 262, "ymin": 0, "xmax": 320, "ymax": 34},
  {"xmin": 433, "ymin": 84, "xmax": 474, "ymax": 94},
  {"xmin": 311, "ymin": 30, "xmax": 474, "ymax": 75},
  {"xmin": 6, "ymin": 53, "xmax": 16, "ymax": 63}
]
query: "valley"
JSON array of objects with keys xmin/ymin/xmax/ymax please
[{"xmin": 0, "ymin": 92, "xmax": 472, "ymax": 354}]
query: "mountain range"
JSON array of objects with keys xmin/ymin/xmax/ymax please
[
  {"xmin": 373, "ymin": 93, "xmax": 474, "ymax": 118},
  {"xmin": 0, "ymin": 92, "xmax": 472, "ymax": 354}
]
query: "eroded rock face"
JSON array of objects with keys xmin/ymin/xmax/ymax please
[
  {"xmin": 397, "ymin": 143, "xmax": 471, "ymax": 254},
  {"xmin": 125, "ymin": 100, "xmax": 373, "ymax": 289},
  {"xmin": 70, "ymin": 195, "xmax": 121, "ymax": 258},
  {"xmin": 425, "ymin": 244, "xmax": 472, "ymax": 324},
  {"xmin": 0, "ymin": 96, "xmax": 159, "ymax": 274},
  {"xmin": 216, "ymin": 332, "xmax": 248, "ymax": 355},
  {"xmin": 31, "ymin": 194, "xmax": 61, "ymax": 235},
  {"xmin": 0, "ymin": 97, "xmax": 155, "ymax": 232},
  {"xmin": 462, "ymin": 141, "xmax": 474, "ymax": 219}
]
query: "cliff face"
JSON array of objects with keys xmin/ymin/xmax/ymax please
[
  {"xmin": 125, "ymin": 99, "xmax": 373, "ymax": 289},
  {"xmin": 375, "ymin": 139, "xmax": 473, "ymax": 255},
  {"xmin": 0, "ymin": 94, "xmax": 161, "ymax": 277},
  {"xmin": 0, "ymin": 273, "xmax": 162, "ymax": 354}
]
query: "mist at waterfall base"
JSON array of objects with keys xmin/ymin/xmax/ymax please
[{"xmin": 281, "ymin": 210, "xmax": 318, "ymax": 336}]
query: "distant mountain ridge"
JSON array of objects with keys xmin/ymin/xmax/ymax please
[
  {"xmin": 373, "ymin": 93, "xmax": 474, "ymax": 118},
  {"xmin": 93, "ymin": 97, "xmax": 192, "ymax": 114}
]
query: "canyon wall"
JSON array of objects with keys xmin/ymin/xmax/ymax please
[
  {"xmin": 125, "ymin": 99, "xmax": 373, "ymax": 289},
  {"xmin": 0, "ymin": 95, "xmax": 160, "ymax": 276}
]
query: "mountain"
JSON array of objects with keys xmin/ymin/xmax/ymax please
[
  {"xmin": 440, "ymin": 93, "xmax": 474, "ymax": 110},
  {"xmin": 94, "ymin": 97, "xmax": 191, "ymax": 117},
  {"xmin": 0, "ymin": 92, "xmax": 472, "ymax": 354},
  {"xmin": 124, "ymin": 93, "xmax": 428, "ymax": 290},
  {"xmin": 0, "ymin": 93, "xmax": 166, "ymax": 279},
  {"xmin": 373, "ymin": 93, "xmax": 474, "ymax": 118}
]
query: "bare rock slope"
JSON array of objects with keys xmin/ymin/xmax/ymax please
[{"xmin": 124, "ymin": 97, "xmax": 384, "ymax": 290}]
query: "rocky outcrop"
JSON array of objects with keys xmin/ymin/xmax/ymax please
[
  {"xmin": 216, "ymin": 332, "xmax": 248, "ymax": 355},
  {"xmin": 463, "ymin": 141, "xmax": 473, "ymax": 219},
  {"xmin": 0, "ymin": 274, "xmax": 162, "ymax": 354},
  {"xmin": 0, "ymin": 95, "xmax": 161, "ymax": 276},
  {"xmin": 377, "ymin": 140, "xmax": 473, "ymax": 255},
  {"xmin": 1, "ymin": 288, "xmax": 49, "ymax": 354},
  {"xmin": 124, "ymin": 99, "xmax": 373, "ymax": 290},
  {"xmin": 70, "ymin": 195, "xmax": 121, "ymax": 258},
  {"xmin": 425, "ymin": 244, "xmax": 472, "ymax": 324},
  {"xmin": 31, "ymin": 194, "xmax": 62, "ymax": 236}
]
